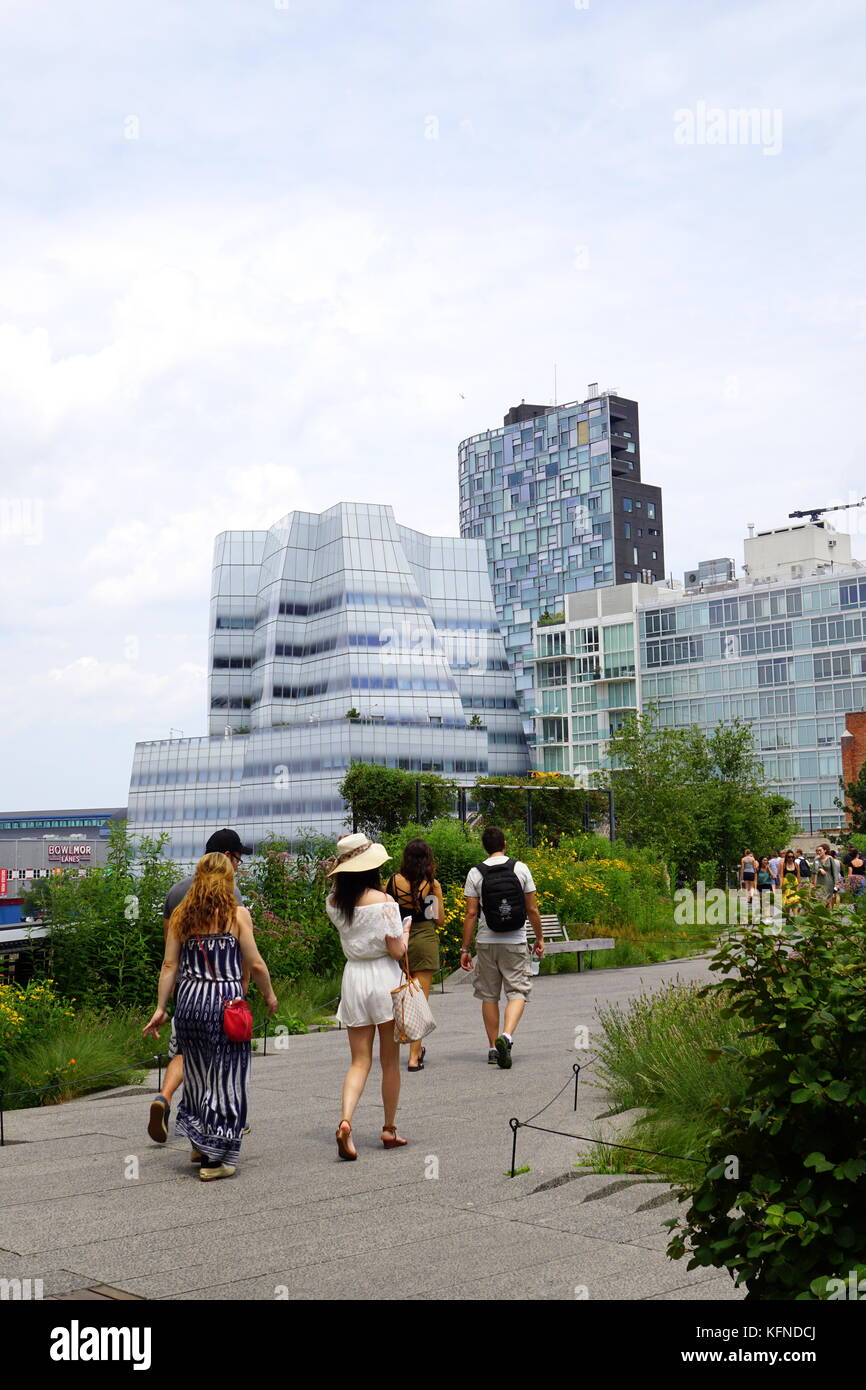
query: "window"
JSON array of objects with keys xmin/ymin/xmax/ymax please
[
  {"xmin": 624, "ymin": 522, "xmax": 631, "ymax": 538},
  {"xmin": 647, "ymin": 502, "xmax": 656, "ymax": 519},
  {"xmin": 623, "ymin": 571, "xmax": 632, "ymax": 579},
  {"xmin": 623, "ymin": 498, "xmax": 633, "ymax": 512}
]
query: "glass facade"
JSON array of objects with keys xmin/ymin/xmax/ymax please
[
  {"xmin": 129, "ymin": 503, "xmax": 529, "ymax": 856},
  {"xmin": 532, "ymin": 560, "xmax": 866, "ymax": 830},
  {"xmin": 458, "ymin": 391, "xmax": 663, "ymax": 737}
]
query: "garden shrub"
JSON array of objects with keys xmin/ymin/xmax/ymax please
[
  {"xmin": 381, "ymin": 818, "xmax": 483, "ymax": 893},
  {"xmin": 667, "ymin": 905, "xmax": 866, "ymax": 1299},
  {"xmin": 46, "ymin": 823, "xmax": 179, "ymax": 1009},
  {"xmin": 0, "ymin": 979, "xmax": 76, "ymax": 1082}
]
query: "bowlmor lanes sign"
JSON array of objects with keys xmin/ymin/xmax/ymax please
[{"xmin": 46, "ymin": 843, "xmax": 93, "ymax": 865}]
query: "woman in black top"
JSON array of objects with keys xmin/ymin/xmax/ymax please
[
  {"xmin": 847, "ymin": 848, "xmax": 866, "ymax": 898},
  {"xmin": 385, "ymin": 839, "xmax": 444, "ymax": 1072}
]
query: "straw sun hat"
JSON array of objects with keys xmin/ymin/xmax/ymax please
[{"xmin": 325, "ymin": 833, "xmax": 391, "ymax": 876}]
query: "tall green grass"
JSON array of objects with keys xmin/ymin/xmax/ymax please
[
  {"xmin": 249, "ymin": 971, "xmax": 343, "ymax": 1035},
  {"xmin": 578, "ymin": 981, "xmax": 762, "ymax": 1180},
  {"xmin": 3, "ymin": 1008, "xmax": 152, "ymax": 1110}
]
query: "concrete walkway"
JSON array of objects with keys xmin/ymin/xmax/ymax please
[{"xmin": 0, "ymin": 956, "xmax": 743, "ymax": 1301}]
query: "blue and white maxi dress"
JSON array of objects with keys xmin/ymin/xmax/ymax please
[{"xmin": 174, "ymin": 932, "xmax": 249, "ymax": 1167}]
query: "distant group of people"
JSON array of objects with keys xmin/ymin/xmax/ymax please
[
  {"xmin": 143, "ymin": 824, "xmax": 545, "ymax": 1176},
  {"xmin": 739, "ymin": 844, "xmax": 866, "ymax": 908}
]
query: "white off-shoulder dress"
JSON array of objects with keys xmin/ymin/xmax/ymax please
[{"xmin": 326, "ymin": 897, "xmax": 406, "ymax": 1028}]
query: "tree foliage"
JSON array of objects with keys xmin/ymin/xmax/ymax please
[
  {"xmin": 337, "ymin": 761, "xmax": 457, "ymax": 838},
  {"xmin": 239, "ymin": 835, "xmax": 343, "ymax": 982},
  {"xmin": 842, "ymin": 759, "xmax": 866, "ymax": 836},
  {"xmin": 45, "ymin": 821, "xmax": 180, "ymax": 1009},
  {"xmin": 603, "ymin": 708, "xmax": 797, "ymax": 883},
  {"xmin": 471, "ymin": 772, "xmax": 607, "ymax": 842},
  {"xmin": 667, "ymin": 905, "xmax": 866, "ymax": 1299}
]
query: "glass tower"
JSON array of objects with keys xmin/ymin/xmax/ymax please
[
  {"xmin": 531, "ymin": 523, "xmax": 866, "ymax": 833},
  {"xmin": 129, "ymin": 502, "xmax": 529, "ymax": 857},
  {"xmin": 459, "ymin": 387, "xmax": 664, "ymax": 737}
]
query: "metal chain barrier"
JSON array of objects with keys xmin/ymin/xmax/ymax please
[{"xmin": 508, "ymin": 1060, "xmax": 705, "ymax": 1177}]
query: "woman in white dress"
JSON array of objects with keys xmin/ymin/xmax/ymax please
[{"xmin": 325, "ymin": 834, "xmax": 410, "ymax": 1160}]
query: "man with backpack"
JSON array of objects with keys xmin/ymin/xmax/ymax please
[{"xmin": 459, "ymin": 826, "xmax": 544, "ymax": 1068}]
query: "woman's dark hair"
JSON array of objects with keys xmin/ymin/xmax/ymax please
[
  {"xmin": 398, "ymin": 839, "xmax": 436, "ymax": 911},
  {"xmin": 330, "ymin": 866, "xmax": 382, "ymax": 922}
]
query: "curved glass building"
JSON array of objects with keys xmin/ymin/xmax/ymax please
[{"xmin": 129, "ymin": 502, "xmax": 529, "ymax": 856}]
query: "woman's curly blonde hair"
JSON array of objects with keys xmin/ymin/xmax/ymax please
[{"xmin": 168, "ymin": 852, "xmax": 238, "ymax": 941}]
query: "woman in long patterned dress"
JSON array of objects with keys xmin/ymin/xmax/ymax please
[{"xmin": 143, "ymin": 853, "xmax": 277, "ymax": 1180}]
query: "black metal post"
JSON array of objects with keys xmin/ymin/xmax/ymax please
[
  {"xmin": 582, "ymin": 795, "xmax": 590, "ymax": 833},
  {"xmin": 526, "ymin": 789, "xmax": 534, "ymax": 847},
  {"xmin": 416, "ymin": 779, "xmax": 422, "ymax": 823},
  {"xmin": 809, "ymin": 803, "xmax": 814, "ymax": 836},
  {"xmin": 608, "ymin": 787, "xmax": 616, "ymax": 844},
  {"xmin": 352, "ymin": 801, "xmax": 358, "ymax": 834},
  {"xmin": 458, "ymin": 786, "xmax": 466, "ymax": 825},
  {"xmin": 509, "ymin": 1117, "xmax": 520, "ymax": 1177},
  {"xmin": 573, "ymin": 1062, "xmax": 581, "ymax": 1111},
  {"xmin": 263, "ymin": 1017, "xmax": 268, "ymax": 1056}
]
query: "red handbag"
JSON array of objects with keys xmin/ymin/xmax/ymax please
[{"xmin": 197, "ymin": 937, "xmax": 254, "ymax": 1043}]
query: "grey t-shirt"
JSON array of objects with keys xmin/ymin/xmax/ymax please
[
  {"xmin": 464, "ymin": 856, "xmax": 536, "ymax": 945},
  {"xmin": 163, "ymin": 875, "xmax": 243, "ymax": 919}
]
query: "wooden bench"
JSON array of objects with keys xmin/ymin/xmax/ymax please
[{"xmin": 535, "ymin": 914, "xmax": 616, "ymax": 972}]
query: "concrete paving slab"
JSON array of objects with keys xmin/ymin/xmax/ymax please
[{"xmin": 0, "ymin": 955, "xmax": 743, "ymax": 1300}]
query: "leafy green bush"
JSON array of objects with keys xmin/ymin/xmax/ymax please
[
  {"xmin": 46, "ymin": 822, "xmax": 180, "ymax": 1009},
  {"xmin": 0, "ymin": 979, "xmax": 76, "ymax": 1082},
  {"xmin": 472, "ymin": 772, "xmax": 609, "ymax": 841},
  {"xmin": 667, "ymin": 906, "xmax": 866, "ymax": 1299},
  {"xmin": 381, "ymin": 817, "xmax": 484, "ymax": 891},
  {"xmin": 338, "ymin": 763, "xmax": 457, "ymax": 838},
  {"xmin": 241, "ymin": 837, "xmax": 343, "ymax": 982}
]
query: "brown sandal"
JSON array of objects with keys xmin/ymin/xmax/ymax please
[
  {"xmin": 336, "ymin": 1119, "xmax": 357, "ymax": 1161},
  {"xmin": 381, "ymin": 1124, "xmax": 407, "ymax": 1149}
]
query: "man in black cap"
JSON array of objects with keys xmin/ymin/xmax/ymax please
[{"xmin": 147, "ymin": 829, "xmax": 252, "ymax": 1143}]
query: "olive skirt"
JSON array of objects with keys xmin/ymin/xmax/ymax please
[{"xmin": 408, "ymin": 921, "xmax": 440, "ymax": 973}]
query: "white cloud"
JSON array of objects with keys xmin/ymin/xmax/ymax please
[{"xmin": 1, "ymin": 0, "xmax": 864, "ymax": 806}]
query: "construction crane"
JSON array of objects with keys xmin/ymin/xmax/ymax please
[{"xmin": 788, "ymin": 497, "xmax": 866, "ymax": 524}]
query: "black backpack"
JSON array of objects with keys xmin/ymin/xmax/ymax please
[{"xmin": 477, "ymin": 859, "xmax": 527, "ymax": 933}]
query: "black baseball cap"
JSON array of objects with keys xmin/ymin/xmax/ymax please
[{"xmin": 205, "ymin": 828, "xmax": 252, "ymax": 856}]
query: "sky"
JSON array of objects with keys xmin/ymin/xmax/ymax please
[{"xmin": 2, "ymin": 0, "xmax": 865, "ymax": 810}]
